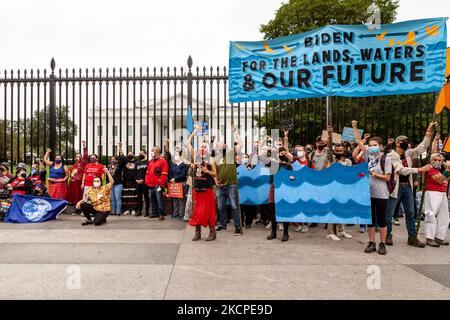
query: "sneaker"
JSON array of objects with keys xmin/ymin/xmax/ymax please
[
  {"xmin": 364, "ymin": 241, "xmax": 377, "ymax": 253},
  {"xmin": 267, "ymin": 233, "xmax": 277, "ymax": 240},
  {"xmin": 295, "ymin": 224, "xmax": 308, "ymax": 233},
  {"xmin": 123, "ymin": 210, "xmax": 130, "ymax": 215},
  {"xmin": 338, "ymin": 231, "xmax": 353, "ymax": 239},
  {"xmin": 378, "ymin": 242, "xmax": 387, "ymax": 255},
  {"xmin": 386, "ymin": 234, "xmax": 393, "ymax": 246},
  {"xmin": 326, "ymin": 234, "xmax": 340, "ymax": 241},
  {"xmin": 278, "ymin": 223, "xmax": 284, "ymax": 231},
  {"xmin": 234, "ymin": 227, "xmax": 242, "ymax": 236},
  {"xmin": 359, "ymin": 226, "xmax": 366, "ymax": 233},
  {"xmin": 435, "ymin": 238, "xmax": 450, "ymax": 246},
  {"xmin": 216, "ymin": 226, "xmax": 227, "ymax": 232},
  {"xmin": 281, "ymin": 233, "xmax": 289, "ymax": 242},
  {"xmin": 407, "ymin": 237, "xmax": 425, "ymax": 248},
  {"xmin": 265, "ymin": 222, "xmax": 272, "ymax": 230},
  {"xmin": 426, "ymin": 239, "xmax": 440, "ymax": 247},
  {"xmin": 393, "ymin": 218, "xmax": 400, "ymax": 226},
  {"xmin": 81, "ymin": 220, "xmax": 93, "ymax": 226},
  {"xmin": 131, "ymin": 210, "xmax": 136, "ymax": 216}
]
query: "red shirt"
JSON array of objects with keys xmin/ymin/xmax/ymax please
[
  {"xmin": 83, "ymin": 163, "xmax": 105, "ymax": 187},
  {"xmin": 426, "ymin": 168, "xmax": 448, "ymax": 193},
  {"xmin": 145, "ymin": 157, "xmax": 169, "ymax": 187},
  {"xmin": 296, "ymin": 158, "xmax": 315, "ymax": 169}
]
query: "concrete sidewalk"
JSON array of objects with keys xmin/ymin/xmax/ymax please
[{"xmin": 0, "ymin": 214, "xmax": 449, "ymax": 299}]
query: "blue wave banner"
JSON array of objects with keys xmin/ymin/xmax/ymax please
[
  {"xmin": 4, "ymin": 194, "xmax": 68, "ymax": 223},
  {"xmin": 229, "ymin": 18, "xmax": 447, "ymax": 102},
  {"xmin": 274, "ymin": 163, "xmax": 371, "ymax": 224},
  {"xmin": 237, "ymin": 163, "xmax": 271, "ymax": 205}
]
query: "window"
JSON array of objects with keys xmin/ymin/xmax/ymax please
[
  {"xmin": 97, "ymin": 126, "xmax": 102, "ymax": 136},
  {"xmin": 113, "ymin": 126, "xmax": 118, "ymax": 137},
  {"xmin": 128, "ymin": 126, "xmax": 133, "ymax": 137},
  {"xmin": 142, "ymin": 125, "xmax": 148, "ymax": 136}
]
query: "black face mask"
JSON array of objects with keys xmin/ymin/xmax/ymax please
[
  {"xmin": 20, "ymin": 172, "xmax": 27, "ymax": 178},
  {"xmin": 334, "ymin": 153, "xmax": 344, "ymax": 159},
  {"xmin": 139, "ymin": 155, "xmax": 145, "ymax": 160},
  {"xmin": 317, "ymin": 144, "xmax": 325, "ymax": 151},
  {"xmin": 127, "ymin": 155, "xmax": 134, "ymax": 160},
  {"xmin": 279, "ymin": 155, "xmax": 288, "ymax": 162},
  {"xmin": 399, "ymin": 142, "xmax": 409, "ymax": 151}
]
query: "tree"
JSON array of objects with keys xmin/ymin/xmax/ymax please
[
  {"xmin": 260, "ymin": 0, "xmax": 399, "ymax": 39},
  {"xmin": 254, "ymin": 0, "xmax": 450, "ymax": 146},
  {"xmin": 0, "ymin": 106, "xmax": 78, "ymax": 164}
]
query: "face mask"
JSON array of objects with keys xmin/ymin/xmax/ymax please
[
  {"xmin": 399, "ymin": 142, "xmax": 409, "ymax": 151},
  {"xmin": 334, "ymin": 153, "xmax": 344, "ymax": 159},
  {"xmin": 431, "ymin": 162, "xmax": 442, "ymax": 169},
  {"xmin": 127, "ymin": 155, "xmax": 134, "ymax": 160},
  {"xmin": 279, "ymin": 155, "xmax": 288, "ymax": 162},
  {"xmin": 31, "ymin": 169, "xmax": 37, "ymax": 175},
  {"xmin": 317, "ymin": 145, "xmax": 325, "ymax": 151},
  {"xmin": 93, "ymin": 181, "xmax": 102, "ymax": 188},
  {"xmin": 368, "ymin": 146, "xmax": 380, "ymax": 155},
  {"xmin": 242, "ymin": 158, "xmax": 249, "ymax": 165},
  {"xmin": 297, "ymin": 151, "xmax": 305, "ymax": 158},
  {"xmin": 111, "ymin": 160, "xmax": 117, "ymax": 165},
  {"xmin": 90, "ymin": 158, "xmax": 97, "ymax": 163},
  {"xmin": 55, "ymin": 159, "xmax": 62, "ymax": 164},
  {"xmin": 139, "ymin": 154, "xmax": 145, "ymax": 160},
  {"xmin": 20, "ymin": 172, "xmax": 27, "ymax": 178},
  {"xmin": 150, "ymin": 152, "xmax": 155, "ymax": 158},
  {"xmin": 200, "ymin": 149, "xmax": 207, "ymax": 158},
  {"xmin": 174, "ymin": 155, "xmax": 181, "ymax": 162}
]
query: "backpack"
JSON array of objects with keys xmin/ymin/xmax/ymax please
[{"xmin": 380, "ymin": 154, "xmax": 396, "ymax": 194}]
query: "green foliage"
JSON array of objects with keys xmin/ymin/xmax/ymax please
[{"xmin": 260, "ymin": 0, "xmax": 399, "ymax": 39}]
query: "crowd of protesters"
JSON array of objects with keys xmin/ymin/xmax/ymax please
[{"xmin": 0, "ymin": 120, "xmax": 449, "ymax": 253}]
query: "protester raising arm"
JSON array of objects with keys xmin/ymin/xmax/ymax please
[
  {"xmin": 187, "ymin": 127, "xmax": 200, "ymax": 161},
  {"xmin": 44, "ymin": 148, "xmax": 54, "ymax": 167}
]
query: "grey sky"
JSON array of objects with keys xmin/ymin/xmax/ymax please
[{"xmin": 0, "ymin": 0, "xmax": 448, "ymax": 72}]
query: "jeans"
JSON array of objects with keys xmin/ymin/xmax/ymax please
[
  {"xmin": 216, "ymin": 183, "xmax": 241, "ymax": 229},
  {"xmin": 386, "ymin": 184, "xmax": 417, "ymax": 238},
  {"xmin": 111, "ymin": 184, "xmax": 123, "ymax": 215},
  {"xmin": 172, "ymin": 185, "xmax": 188, "ymax": 218},
  {"xmin": 149, "ymin": 186, "xmax": 165, "ymax": 217}
]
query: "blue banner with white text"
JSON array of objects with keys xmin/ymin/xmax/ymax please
[{"xmin": 229, "ymin": 18, "xmax": 447, "ymax": 102}]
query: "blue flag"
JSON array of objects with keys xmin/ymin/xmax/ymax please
[
  {"xmin": 186, "ymin": 105, "xmax": 194, "ymax": 133},
  {"xmin": 4, "ymin": 194, "xmax": 68, "ymax": 223}
]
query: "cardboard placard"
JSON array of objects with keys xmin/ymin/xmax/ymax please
[
  {"xmin": 167, "ymin": 182, "xmax": 184, "ymax": 199},
  {"xmin": 321, "ymin": 130, "xmax": 342, "ymax": 144},
  {"xmin": 341, "ymin": 127, "xmax": 363, "ymax": 142}
]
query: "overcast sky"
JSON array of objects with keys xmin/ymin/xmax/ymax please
[{"xmin": 0, "ymin": 0, "xmax": 449, "ymax": 72}]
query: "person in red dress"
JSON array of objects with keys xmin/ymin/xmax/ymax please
[
  {"xmin": 66, "ymin": 140, "xmax": 88, "ymax": 209},
  {"xmin": 44, "ymin": 148, "xmax": 69, "ymax": 200},
  {"xmin": 186, "ymin": 127, "xmax": 218, "ymax": 241}
]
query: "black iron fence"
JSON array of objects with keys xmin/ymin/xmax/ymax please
[{"xmin": 0, "ymin": 57, "xmax": 448, "ymax": 166}]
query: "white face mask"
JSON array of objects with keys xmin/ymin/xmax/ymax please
[
  {"xmin": 431, "ymin": 162, "xmax": 442, "ymax": 169},
  {"xmin": 93, "ymin": 181, "xmax": 102, "ymax": 188},
  {"xmin": 174, "ymin": 155, "xmax": 181, "ymax": 162},
  {"xmin": 242, "ymin": 158, "xmax": 249, "ymax": 165},
  {"xmin": 150, "ymin": 151, "xmax": 155, "ymax": 158},
  {"xmin": 297, "ymin": 151, "xmax": 305, "ymax": 158}
]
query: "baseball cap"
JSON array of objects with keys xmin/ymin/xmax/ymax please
[{"xmin": 395, "ymin": 135, "xmax": 409, "ymax": 144}]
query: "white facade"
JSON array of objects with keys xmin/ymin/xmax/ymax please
[{"xmin": 88, "ymin": 93, "xmax": 266, "ymax": 156}]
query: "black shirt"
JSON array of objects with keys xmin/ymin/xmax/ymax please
[
  {"xmin": 135, "ymin": 159, "xmax": 149, "ymax": 180},
  {"xmin": 108, "ymin": 154, "xmax": 126, "ymax": 185},
  {"xmin": 123, "ymin": 160, "xmax": 137, "ymax": 182},
  {"xmin": 193, "ymin": 163, "xmax": 215, "ymax": 191},
  {"xmin": 399, "ymin": 154, "xmax": 410, "ymax": 183}
]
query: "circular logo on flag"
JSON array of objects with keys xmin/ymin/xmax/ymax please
[{"xmin": 22, "ymin": 198, "xmax": 52, "ymax": 222}]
